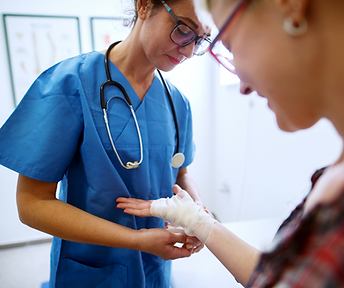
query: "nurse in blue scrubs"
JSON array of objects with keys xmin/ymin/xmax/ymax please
[{"xmin": 0, "ymin": 0, "xmax": 212, "ymax": 287}]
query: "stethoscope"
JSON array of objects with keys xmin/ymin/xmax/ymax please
[{"xmin": 100, "ymin": 41, "xmax": 185, "ymax": 169}]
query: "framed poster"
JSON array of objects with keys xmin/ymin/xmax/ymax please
[
  {"xmin": 90, "ymin": 17, "xmax": 131, "ymax": 51},
  {"xmin": 3, "ymin": 14, "xmax": 82, "ymax": 106}
]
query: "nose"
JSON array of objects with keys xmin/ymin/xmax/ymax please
[
  {"xmin": 178, "ymin": 42, "xmax": 195, "ymax": 59},
  {"xmin": 240, "ymin": 80, "xmax": 253, "ymax": 95}
]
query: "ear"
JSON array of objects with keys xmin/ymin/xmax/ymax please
[
  {"xmin": 137, "ymin": 0, "xmax": 151, "ymax": 20},
  {"xmin": 276, "ymin": 0, "xmax": 310, "ymax": 23}
]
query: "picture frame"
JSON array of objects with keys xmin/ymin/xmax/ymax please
[
  {"xmin": 90, "ymin": 17, "xmax": 131, "ymax": 52},
  {"xmin": 3, "ymin": 14, "xmax": 82, "ymax": 106}
]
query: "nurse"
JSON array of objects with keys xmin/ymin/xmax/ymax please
[{"xmin": 0, "ymin": 0, "xmax": 211, "ymax": 287}]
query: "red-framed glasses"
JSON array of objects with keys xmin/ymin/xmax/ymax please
[{"xmin": 208, "ymin": 0, "xmax": 248, "ymax": 74}]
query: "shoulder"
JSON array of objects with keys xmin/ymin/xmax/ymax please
[
  {"xmin": 304, "ymin": 163, "xmax": 344, "ymax": 215},
  {"xmin": 42, "ymin": 51, "xmax": 103, "ymax": 79},
  {"xmin": 33, "ymin": 51, "xmax": 103, "ymax": 96}
]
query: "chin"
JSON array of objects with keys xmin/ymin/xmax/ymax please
[
  {"xmin": 159, "ymin": 66, "xmax": 174, "ymax": 73},
  {"xmin": 274, "ymin": 115, "xmax": 298, "ymax": 133},
  {"xmin": 276, "ymin": 117, "xmax": 316, "ymax": 133},
  {"xmin": 155, "ymin": 63, "xmax": 176, "ymax": 73}
]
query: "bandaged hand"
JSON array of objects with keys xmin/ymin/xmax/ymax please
[
  {"xmin": 116, "ymin": 185, "xmax": 216, "ymax": 243},
  {"xmin": 151, "ymin": 185, "xmax": 217, "ymax": 243}
]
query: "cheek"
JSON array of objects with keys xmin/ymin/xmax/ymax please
[
  {"xmin": 230, "ymin": 12, "xmax": 288, "ymax": 80},
  {"xmin": 229, "ymin": 18, "xmax": 319, "ymax": 131},
  {"xmin": 142, "ymin": 23, "xmax": 173, "ymax": 54}
]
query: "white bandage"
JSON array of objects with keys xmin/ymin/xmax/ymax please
[{"xmin": 151, "ymin": 192, "xmax": 216, "ymax": 243}]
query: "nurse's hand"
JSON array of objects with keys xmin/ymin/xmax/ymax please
[
  {"xmin": 165, "ymin": 222, "xmax": 204, "ymax": 253},
  {"xmin": 138, "ymin": 228, "xmax": 194, "ymax": 260}
]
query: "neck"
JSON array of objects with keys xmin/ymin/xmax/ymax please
[
  {"xmin": 309, "ymin": 1, "xmax": 344, "ymax": 164},
  {"xmin": 107, "ymin": 27, "xmax": 156, "ymax": 100}
]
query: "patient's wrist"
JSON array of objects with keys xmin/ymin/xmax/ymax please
[{"xmin": 150, "ymin": 194, "xmax": 217, "ymax": 243}]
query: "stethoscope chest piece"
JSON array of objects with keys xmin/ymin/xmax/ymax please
[{"xmin": 171, "ymin": 152, "xmax": 185, "ymax": 168}]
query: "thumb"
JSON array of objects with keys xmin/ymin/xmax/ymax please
[
  {"xmin": 169, "ymin": 229, "xmax": 187, "ymax": 243},
  {"xmin": 172, "ymin": 184, "xmax": 188, "ymax": 199}
]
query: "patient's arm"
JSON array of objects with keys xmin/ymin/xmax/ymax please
[{"xmin": 116, "ymin": 184, "xmax": 261, "ymax": 286}]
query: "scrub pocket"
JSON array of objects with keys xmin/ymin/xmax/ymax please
[{"xmin": 55, "ymin": 258, "xmax": 128, "ymax": 288}]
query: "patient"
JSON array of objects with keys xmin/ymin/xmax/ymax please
[{"xmin": 117, "ymin": 0, "xmax": 344, "ymax": 287}]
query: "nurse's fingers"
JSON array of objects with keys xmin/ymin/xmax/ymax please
[
  {"xmin": 169, "ymin": 245, "xmax": 193, "ymax": 259},
  {"xmin": 168, "ymin": 233, "xmax": 193, "ymax": 259},
  {"xmin": 181, "ymin": 236, "xmax": 204, "ymax": 253},
  {"xmin": 142, "ymin": 228, "xmax": 192, "ymax": 260},
  {"xmin": 116, "ymin": 197, "xmax": 152, "ymax": 217}
]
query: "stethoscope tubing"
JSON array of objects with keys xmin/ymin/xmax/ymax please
[
  {"xmin": 156, "ymin": 69, "xmax": 180, "ymax": 155},
  {"xmin": 103, "ymin": 96, "xmax": 143, "ymax": 168},
  {"xmin": 100, "ymin": 41, "xmax": 183, "ymax": 169}
]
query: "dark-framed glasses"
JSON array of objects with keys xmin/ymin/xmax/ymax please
[
  {"xmin": 161, "ymin": 0, "xmax": 211, "ymax": 56},
  {"xmin": 208, "ymin": 0, "xmax": 247, "ymax": 74}
]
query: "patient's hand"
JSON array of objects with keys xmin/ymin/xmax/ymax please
[
  {"xmin": 116, "ymin": 186, "xmax": 206, "ymax": 252},
  {"xmin": 116, "ymin": 197, "xmax": 153, "ymax": 217},
  {"xmin": 116, "ymin": 196, "xmax": 204, "ymax": 253},
  {"xmin": 116, "ymin": 184, "xmax": 188, "ymax": 217},
  {"xmin": 117, "ymin": 185, "xmax": 216, "ymax": 245}
]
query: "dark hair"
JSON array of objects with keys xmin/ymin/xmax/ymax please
[{"xmin": 125, "ymin": 0, "xmax": 179, "ymax": 28}]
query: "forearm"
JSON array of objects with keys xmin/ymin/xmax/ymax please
[
  {"xmin": 206, "ymin": 222, "xmax": 261, "ymax": 286},
  {"xmin": 22, "ymin": 198, "xmax": 138, "ymax": 248},
  {"xmin": 17, "ymin": 175, "xmax": 139, "ymax": 250}
]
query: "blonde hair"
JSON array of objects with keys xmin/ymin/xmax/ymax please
[{"xmin": 192, "ymin": 0, "xmax": 215, "ymax": 29}]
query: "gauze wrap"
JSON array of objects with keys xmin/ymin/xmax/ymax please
[{"xmin": 150, "ymin": 193, "xmax": 216, "ymax": 243}]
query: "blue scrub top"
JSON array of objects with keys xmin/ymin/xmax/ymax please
[{"xmin": 0, "ymin": 51, "xmax": 195, "ymax": 288}]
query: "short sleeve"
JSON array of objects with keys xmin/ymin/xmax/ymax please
[{"xmin": 0, "ymin": 57, "xmax": 84, "ymax": 182}]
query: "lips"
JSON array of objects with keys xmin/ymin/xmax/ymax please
[{"xmin": 167, "ymin": 55, "xmax": 181, "ymax": 65}]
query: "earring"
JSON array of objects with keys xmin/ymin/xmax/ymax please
[{"xmin": 283, "ymin": 17, "xmax": 308, "ymax": 37}]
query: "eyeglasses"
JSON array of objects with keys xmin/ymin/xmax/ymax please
[
  {"xmin": 208, "ymin": 0, "xmax": 247, "ymax": 74},
  {"xmin": 161, "ymin": 0, "xmax": 211, "ymax": 56}
]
